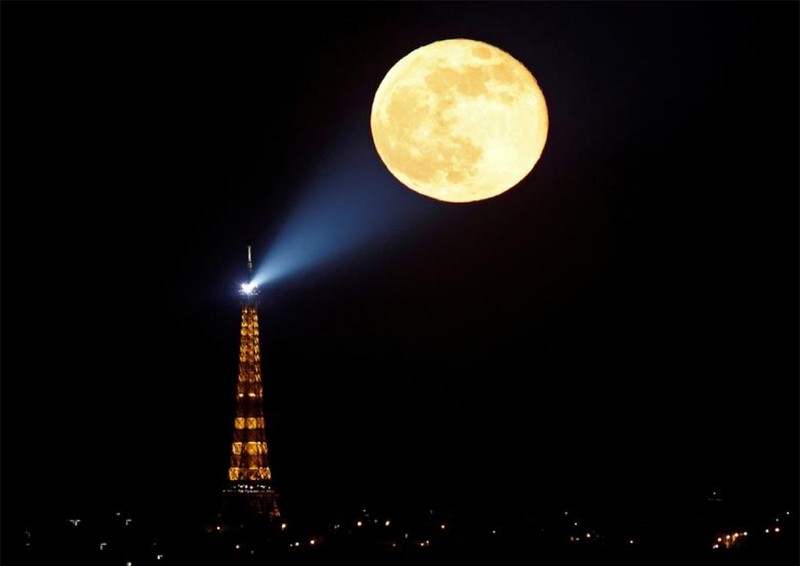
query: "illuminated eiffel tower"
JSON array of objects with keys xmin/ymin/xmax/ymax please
[{"xmin": 219, "ymin": 246, "xmax": 280, "ymax": 527}]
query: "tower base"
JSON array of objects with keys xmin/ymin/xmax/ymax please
[{"xmin": 218, "ymin": 482, "xmax": 280, "ymax": 531}]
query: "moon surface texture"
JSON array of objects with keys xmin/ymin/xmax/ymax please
[{"xmin": 371, "ymin": 38, "xmax": 549, "ymax": 203}]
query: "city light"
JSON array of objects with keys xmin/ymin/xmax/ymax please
[
  {"xmin": 23, "ymin": 497, "xmax": 796, "ymax": 562},
  {"xmin": 714, "ymin": 530, "xmax": 749, "ymax": 549}
]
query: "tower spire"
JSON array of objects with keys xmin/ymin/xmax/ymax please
[{"xmin": 219, "ymin": 246, "xmax": 280, "ymax": 527}]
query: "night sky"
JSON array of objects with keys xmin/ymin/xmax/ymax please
[{"xmin": 3, "ymin": 2, "xmax": 797, "ymax": 529}]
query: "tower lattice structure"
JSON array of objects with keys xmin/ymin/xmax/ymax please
[{"xmin": 220, "ymin": 246, "xmax": 280, "ymax": 525}]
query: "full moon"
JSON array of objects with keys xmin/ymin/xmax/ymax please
[{"xmin": 371, "ymin": 38, "xmax": 548, "ymax": 203}]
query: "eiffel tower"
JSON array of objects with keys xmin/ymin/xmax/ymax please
[{"xmin": 219, "ymin": 246, "xmax": 280, "ymax": 528}]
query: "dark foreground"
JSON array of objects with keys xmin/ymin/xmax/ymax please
[{"xmin": 17, "ymin": 503, "xmax": 798, "ymax": 565}]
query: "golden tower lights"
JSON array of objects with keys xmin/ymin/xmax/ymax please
[{"xmin": 220, "ymin": 246, "xmax": 280, "ymax": 525}]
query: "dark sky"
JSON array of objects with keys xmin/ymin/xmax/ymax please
[{"xmin": 3, "ymin": 2, "xmax": 798, "ymax": 528}]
